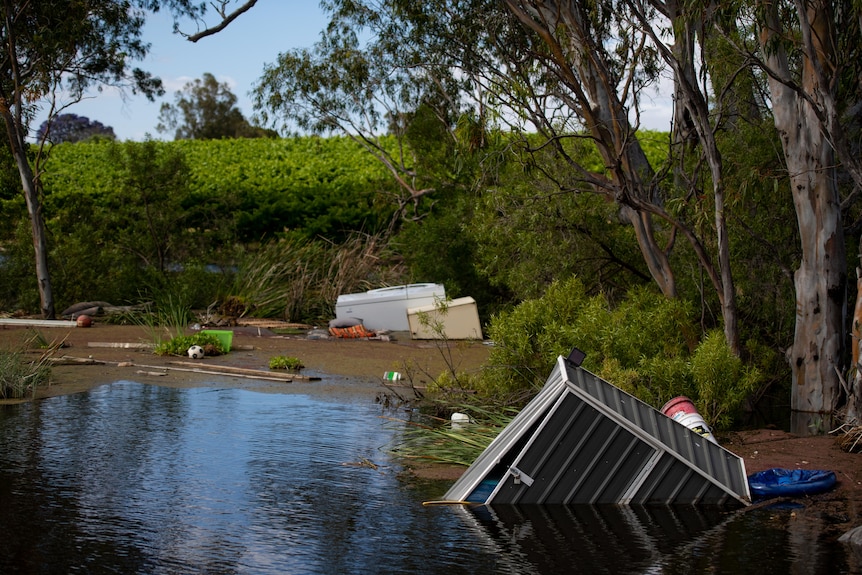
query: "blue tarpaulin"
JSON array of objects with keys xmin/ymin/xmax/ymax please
[{"xmin": 748, "ymin": 468, "xmax": 837, "ymax": 500}]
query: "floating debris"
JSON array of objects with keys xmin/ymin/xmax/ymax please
[{"xmin": 442, "ymin": 354, "xmax": 751, "ymax": 507}]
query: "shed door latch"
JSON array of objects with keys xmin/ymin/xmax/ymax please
[{"xmin": 509, "ymin": 466, "xmax": 534, "ymax": 487}]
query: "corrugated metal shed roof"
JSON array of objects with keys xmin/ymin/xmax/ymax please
[{"xmin": 443, "ymin": 356, "xmax": 751, "ymax": 506}]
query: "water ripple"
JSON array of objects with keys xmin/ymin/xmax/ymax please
[{"xmin": 0, "ymin": 381, "xmax": 853, "ymax": 574}]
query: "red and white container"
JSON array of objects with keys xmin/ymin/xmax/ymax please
[{"xmin": 660, "ymin": 396, "xmax": 718, "ymax": 444}]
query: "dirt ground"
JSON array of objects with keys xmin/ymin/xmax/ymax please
[
  {"xmin": 3, "ymin": 320, "xmax": 862, "ymax": 530},
  {"xmin": 0, "ymin": 321, "xmax": 490, "ymax": 398}
]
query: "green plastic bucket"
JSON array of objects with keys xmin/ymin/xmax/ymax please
[{"xmin": 201, "ymin": 329, "xmax": 233, "ymax": 352}]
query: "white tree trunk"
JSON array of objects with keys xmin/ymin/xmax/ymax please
[
  {"xmin": 760, "ymin": 0, "xmax": 845, "ymax": 419},
  {"xmin": 0, "ymin": 108, "xmax": 55, "ymax": 319}
]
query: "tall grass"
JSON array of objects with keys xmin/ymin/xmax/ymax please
[
  {"xmin": 230, "ymin": 232, "xmax": 406, "ymax": 322},
  {"xmin": 0, "ymin": 348, "xmax": 52, "ymax": 400},
  {"xmin": 117, "ymin": 294, "xmax": 192, "ymax": 345},
  {"xmin": 387, "ymin": 404, "xmax": 517, "ymax": 466}
]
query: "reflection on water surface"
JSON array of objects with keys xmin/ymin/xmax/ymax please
[{"xmin": 0, "ymin": 381, "xmax": 857, "ymax": 574}]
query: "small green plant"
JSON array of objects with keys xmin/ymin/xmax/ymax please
[
  {"xmin": 269, "ymin": 355, "xmax": 304, "ymax": 370},
  {"xmin": 0, "ymin": 348, "xmax": 52, "ymax": 399},
  {"xmin": 154, "ymin": 333, "xmax": 225, "ymax": 357}
]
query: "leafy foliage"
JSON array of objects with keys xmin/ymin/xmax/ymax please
[
  {"xmin": 105, "ymin": 139, "xmax": 193, "ymax": 272},
  {"xmin": 690, "ymin": 331, "xmax": 761, "ymax": 430},
  {"xmin": 1, "ymin": 136, "xmax": 408, "ymax": 319},
  {"xmin": 478, "ymin": 277, "xmax": 601, "ymax": 399},
  {"xmin": 32, "ymin": 139, "xmax": 216, "ymax": 309},
  {"xmin": 0, "ymin": 0, "xmax": 191, "ymax": 318},
  {"xmin": 43, "ymin": 137, "xmax": 396, "ymax": 243},
  {"xmin": 228, "ymin": 232, "xmax": 405, "ymax": 322},
  {"xmin": 473, "ymin": 277, "xmax": 760, "ymax": 429}
]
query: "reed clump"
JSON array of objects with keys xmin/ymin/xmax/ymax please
[
  {"xmin": 230, "ymin": 232, "xmax": 406, "ymax": 323},
  {"xmin": 0, "ymin": 348, "xmax": 52, "ymax": 400},
  {"xmin": 387, "ymin": 404, "xmax": 517, "ymax": 467}
]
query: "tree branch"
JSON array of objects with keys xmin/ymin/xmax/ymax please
[{"xmin": 186, "ymin": 0, "xmax": 258, "ymax": 42}]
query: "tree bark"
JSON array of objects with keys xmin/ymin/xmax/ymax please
[
  {"xmin": 0, "ymin": 5, "xmax": 55, "ymax": 319},
  {"xmin": 760, "ymin": 0, "xmax": 845, "ymax": 417},
  {"xmin": 849, "ymin": 261, "xmax": 862, "ymax": 424},
  {"xmin": 508, "ymin": 0, "xmax": 747, "ymax": 352},
  {"xmin": 0, "ymin": 108, "xmax": 55, "ymax": 319}
]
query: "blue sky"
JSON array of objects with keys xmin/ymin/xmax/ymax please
[
  {"xmin": 36, "ymin": 2, "xmax": 672, "ymax": 141},
  {"xmin": 36, "ymin": 1, "xmax": 329, "ymax": 141}
]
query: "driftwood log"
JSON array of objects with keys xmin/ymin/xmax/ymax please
[{"xmin": 61, "ymin": 301, "xmax": 152, "ymax": 319}]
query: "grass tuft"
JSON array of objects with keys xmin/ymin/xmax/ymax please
[
  {"xmin": 386, "ymin": 404, "xmax": 516, "ymax": 466},
  {"xmin": 0, "ymin": 347, "xmax": 52, "ymax": 400}
]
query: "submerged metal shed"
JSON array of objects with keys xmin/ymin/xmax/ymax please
[{"xmin": 443, "ymin": 356, "xmax": 751, "ymax": 506}]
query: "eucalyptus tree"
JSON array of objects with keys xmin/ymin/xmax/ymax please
[
  {"xmin": 157, "ymin": 72, "xmax": 276, "ymax": 139},
  {"xmin": 252, "ymin": 4, "xmax": 470, "ymax": 224},
  {"xmin": 705, "ymin": 1, "xmax": 862, "ymax": 423},
  {"xmin": 624, "ymin": 0, "xmax": 743, "ymax": 354},
  {"xmin": 0, "ymin": 0, "xmax": 205, "ymax": 318}
]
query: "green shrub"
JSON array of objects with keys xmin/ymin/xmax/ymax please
[
  {"xmin": 600, "ymin": 285, "xmax": 696, "ymax": 366},
  {"xmin": 604, "ymin": 354, "xmax": 694, "ymax": 409},
  {"xmin": 477, "ymin": 277, "xmax": 695, "ymax": 399},
  {"xmin": 463, "ymin": 276, "xmax": 760, "ymax": 429},
  {"xmin": 478, "ymin": 277, "xmax": 597, "ymax": 397},
  {"xmin": 690, "ymin": 330, "xmax": 761, "ymax": 430}
]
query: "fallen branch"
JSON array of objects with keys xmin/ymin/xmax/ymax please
[{"xmin": 47, "ymin": 356, "xmax": 106, "ymax": 365}]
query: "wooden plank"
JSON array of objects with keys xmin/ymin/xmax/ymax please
[
  {"xmin": 88, "ymin": 342, "xmax": 156, "ymax": 349},
  {"xmin": 168, "ymin": 360, "xmax": 320, "ymax": 381},
  {"xmin": 235, "ymin": 319, "xmax": 313, "ymax": 330},
  {"xmin": 134, "ymin": 363, "xmax": 294, "ymax": 383},
  {"xmin": 0, "ymin": 318, "xmax": 77, "ymax": 327}
]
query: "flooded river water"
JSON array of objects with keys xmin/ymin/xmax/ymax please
[{"xmin": 0, "ymin": 380, "xmax": 858, "ymax": 573}]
